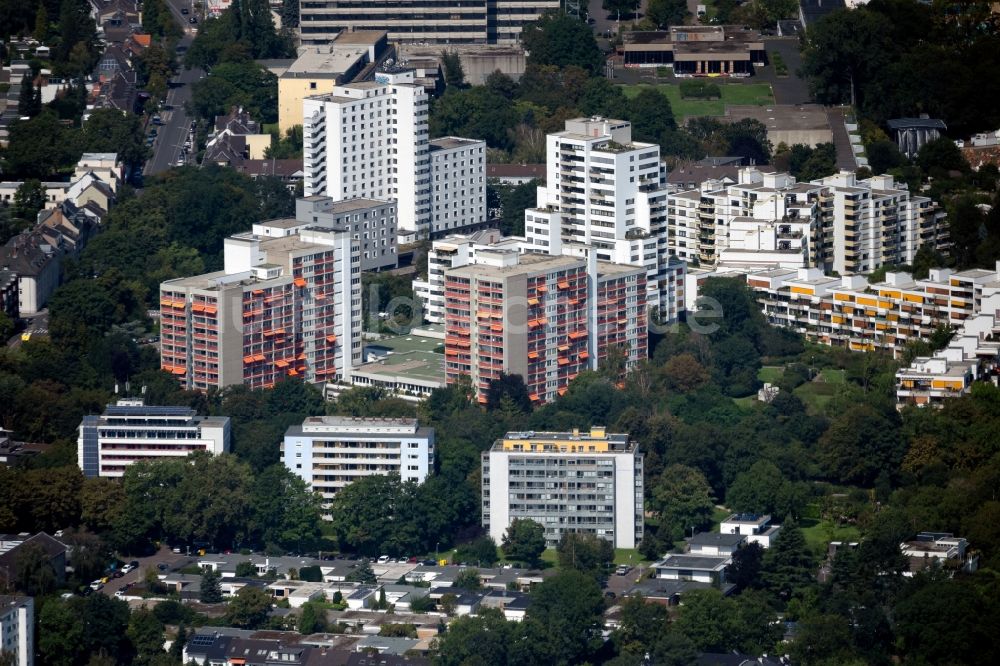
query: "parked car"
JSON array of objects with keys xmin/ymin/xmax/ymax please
[
  {"xmin": 89, "ymin": 580, "xmax": 103, "ymax": 591},
  {"xmin": 377, "ymin": 555, "xmax": 390, "ymax": 564},
  {"xmin": 114, "ymin": 589, "xmax": 127, "ymax": 598},
  {"xmin": 121, "ymin": 563, "xmax": 136, "ymax": 574},
  {"xmin": 157, "ymin": 563, "xmax": 168, "ymax": 571},
  {"xmin": 189, "ymin": 16, "xmax": 197, "ymax": 23},
  {"xmin": 152, "ymin": 115, "xmax": 163, "ymax": 125},
  {"xmin": 181, "ymin": 6, "xmax": 188, "ymax": 12},
  {"xmin": 615, "ymin": 565, "xmax": 631, "ymax": 576},
  {"xmin": 112, "ymin": 570, "xmax": 124, "ymax": 579}
]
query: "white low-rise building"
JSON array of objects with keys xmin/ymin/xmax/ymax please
[
  {"xmin": 654, "ymin": 553, "xmax": 730, "ymax": 584},
  {"xmin": 283, "ymin": 416, "xmax": 434, "ymax": 509},
  {"xmin": 77, "ymin": 399, "xmax": 231, "ymax": 478},
  {"xmin": 719, "ymin": 513, "xmax": 782, "ymax": 548}
]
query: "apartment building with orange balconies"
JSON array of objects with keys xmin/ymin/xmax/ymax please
[
  {"xmin": 160, "ymin": 221, "xmax": 361, "ymax": 392},
  {"xmin": 444, "ymin": 250, "xmax": 646, "ymax": 405}
]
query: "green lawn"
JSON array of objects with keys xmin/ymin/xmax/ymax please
[
  {"xmin": 758, "ymin": 366, "xmax": 784, "ymax": 384},
  {"xmin": 619, "ymin": 82, "xmax": 775, "ymax": 117},
  {"xmin": 819, "ymin": 368, "xmax": 846, "ymax": 384},
  {"xmin": 800, "ymin": 518, "xmax": 861, "ymax": 556},
  {"xmin": 794, "ymin": 381, "xmax": 840, "ymax": 412}
]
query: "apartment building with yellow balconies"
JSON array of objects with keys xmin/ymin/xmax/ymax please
[{"xmin": 747, "ymin": 262, "xmax": 1000, "ymax": 358}]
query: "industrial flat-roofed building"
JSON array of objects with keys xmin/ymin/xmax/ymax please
[
  {"xmin": 283, "ymin": 416, "xmax": 434, "ymax": 508},
  {"xmin": 77, "ymin": 399, "xmax": 230, "ymax": 478},
  {"xmin": 622, "ymin": 26, "xmax": 765, "ymax": 76},
  {"xmin": 482, "ymin": 427, "xmax": 643, "ymax": 549}
]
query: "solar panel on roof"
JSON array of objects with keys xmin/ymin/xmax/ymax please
[{"xmin": 188, "ymin": 635, "xmax": 217, "ymax": 647}]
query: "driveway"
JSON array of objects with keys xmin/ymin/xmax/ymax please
[
  {"xmin": 605, "ymin": 563, "xmax": 653, "ymax": 598},
  {"xmin": 759, "ymin": 37, "xmax": 812, "ymax": 105}
]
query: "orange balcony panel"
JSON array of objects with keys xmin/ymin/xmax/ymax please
[
  {"xmin": 293, "ymin": 277, "xmax": 307, "ymax": 288},
  {"xmin": 558, "ymin": 357, "xmax": 570, "ymax": 366}
]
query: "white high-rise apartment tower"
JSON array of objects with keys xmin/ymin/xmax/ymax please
[
  {"xmin": 303, "ymin": 72, "xmax": 431, "ymax": 235},
  {"xmin": 524, "ymin": 117, "xmax": 684, "ymax": 321}
]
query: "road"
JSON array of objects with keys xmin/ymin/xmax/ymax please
[
  {"xmin": 5, "ymin": 310, "xmax": 48, "ymax": 349},
  {"xmin": 144, "ymin": 0, "xmax": 204, "ymax": 177}
]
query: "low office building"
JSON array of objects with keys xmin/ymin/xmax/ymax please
[
  {"xmin": 444, "ymin": 251, "xmax": 647, "ymax": 404},
  {"xmin": 900, "ymin": 532, "xmax": 978, "ymax": 576},
  {"xmin": 77, "ymin": 399, "xmax": 230, "ymax": 478},
  {"xmin": 888, "ymin": 117, "xmax": 947, "ymax": 159},
  {"xmin": 0, "ymin": 595, "xmax": 33, "ymax": 666},
  {"xmin": 724, "ymin": 104, "xmax": 833, "ymax": 149},
  {"xmin": 622, "ymin": 26, "xmax": 766, "ymax": 76},
  {"xmin": 481, "ymin": 427, "xmax": 644, "ymax": 549},
  {"xmin": 283, "ymin": 416, "xmax": 434, "ymax": 507},
  {"xmin": 160, "ymin": 219, "xmax": 361, "ymax": 391}
]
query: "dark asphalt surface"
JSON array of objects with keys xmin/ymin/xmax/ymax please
[
  {"xmin": 99, "ymin": 545, "xmax": 197, "ymax": 597},
  {"xmin": 144, "ymin": 0, "xmax": 203, "ymax": 177},
  {"xmin": 760, "ymin": 37, "xmax": 811, "ymax": 105}
]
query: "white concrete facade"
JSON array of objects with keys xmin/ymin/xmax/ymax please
[
  {"xmin": 303, "ymin": 74, "xmax": 431, "ymax": 235},
  {"xmin": 524, "ymin": 117, "xmax": 681, "ymax": 320},
  {"xmin": 0, "ymin": 596, "xmax": 32, "ymax": 666},
  {"xmin": 429, "ymin": 137, "xmax": 487, "ymax": 236},
  {"xmin": 481, "ymin": 428, "xmax": 643, "ymax": 549},
  {"xmin": 77, "ymin": 399, "xmax": 230, "ymax": 478},
  {"xmin": 283, "ymin": 416, "xmax": 434, "ymax": 508}
]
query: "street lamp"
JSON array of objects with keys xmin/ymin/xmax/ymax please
[{"xmin": 435, "ymin": 541, "xmax": 440, "ymax": 563}]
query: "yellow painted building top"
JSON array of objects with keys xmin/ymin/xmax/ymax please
[{"xmin": 499, "ymin": 426, "xmax": 630, "ymax": 453}]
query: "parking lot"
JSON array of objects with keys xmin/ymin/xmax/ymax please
[{"xmin": 97, "ymin": 545, "xmax": 196, "ymax": 597}]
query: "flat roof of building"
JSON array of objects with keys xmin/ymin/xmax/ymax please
[
  {"xmin": 724, "ymin": 104, "xmax": 831, "ymax": 131},
  {"xmin": 429, "ymin": 136, "xmax": 483, "ymax": 151},
  {"xmin": 324, "ymin": 197, "xmax": 393, "ymax": 213},
  {"xmin": 687, "ymin": 532, "xmax": 746, "ymax": 547},
  {"xmin": 351, "ymin": 331, "xmax": 447, "ymax": 385},
  {"xmin": 447, "ymin": 252, "xmax": 582, "ymax": 279},
  {"xmin": 656, "ymin": 554, "xmax": 730, "ymax": 570},
  {"xmin": 299, "ymin": 415, "xmax": 420, "ymax": 429}
]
